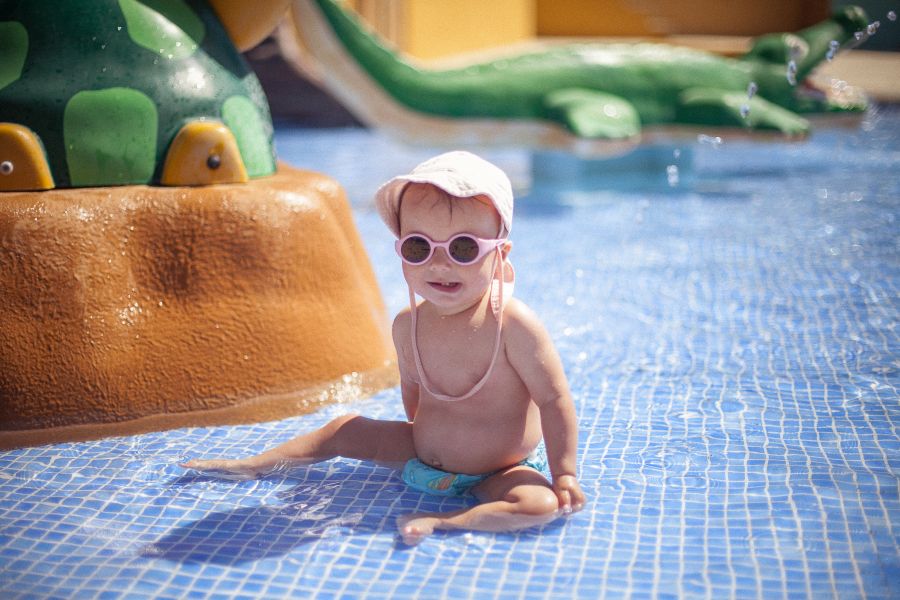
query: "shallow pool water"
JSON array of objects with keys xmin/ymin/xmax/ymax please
[{"xmin": 1, "ymin": 107, "xmax": 898, "ymax": 599}]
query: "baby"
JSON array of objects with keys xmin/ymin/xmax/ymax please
[{"xmin": 183, "ymin": 151, "xmax": 585, "ymax": 544}]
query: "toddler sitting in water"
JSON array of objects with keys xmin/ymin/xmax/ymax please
[{"xmin": 183, "ymin": 151, "xmax": 585, "ymax": 544}]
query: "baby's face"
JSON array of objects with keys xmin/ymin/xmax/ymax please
[{"xmin": 398, "ymin": 184, "xmax": 504, "ymax": 315}]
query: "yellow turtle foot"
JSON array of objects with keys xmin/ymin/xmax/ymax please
[
  {"xmin": 161, "ymin": 121, "xmax": 248, "ymax": 186},
  {"xmin": 0, "ymin": 123, "xmax": 55, "ymax": 191}
]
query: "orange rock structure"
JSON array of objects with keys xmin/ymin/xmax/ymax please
[{"xmin": 0, "ymin": 166, "xmax": 396, "ymax": 449}]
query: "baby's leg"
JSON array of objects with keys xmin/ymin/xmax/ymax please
[
  {"xmin": 182, "ymin": 414, "xmax": 416, "ymax": 478},
  {"xmin": 397, "ymin": 466, "xmax": 561, "ymax": 545}
]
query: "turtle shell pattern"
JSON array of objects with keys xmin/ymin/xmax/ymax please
[{"xmin": 0, "ymin": 0, "xmax": 276, "ymax": 188}]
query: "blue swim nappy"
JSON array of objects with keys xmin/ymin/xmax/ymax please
[{"xmin": 401, "ymin": 443, "xmax": 548, "ymax": 497}]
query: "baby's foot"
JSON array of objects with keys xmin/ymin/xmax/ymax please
[{"xmin": 396, "ymin": 514, "xmax": 439, "ymax": 546}]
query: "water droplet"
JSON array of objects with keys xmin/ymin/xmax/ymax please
[
  {"xmin": 868, "ymin": 21, "xmax": 880, "ymax": 35},
  {"xmin": 827, "ymin": 40, "xmax": 840, "ymax": 61},
  {"xmin": 673, "ymin": 148, "xmax": 681, "ymax": 159},
  {"xmin": 746, "ymin": 81, "xmax": 757, "ymax": 98},
  {"xmin": 740, "ymin": 104, "xmax": 751, "ymax": 119},
  {"xmin": 786, "ymin": 60, "xmax": 797, "ymax": 85},
  {"xmin": 697, "ymin": 134, "xmax": 723, "ymax": 148},
  {"xmin": 0, "ymin": 161, "xmax": 13, "ymax": 175},
  {"xmin": 888, "ymin": 11, "xmax": 896, "ymax": 22},
  {"xmin": 666, "ymin": 164, "xmax": 679, "ymax": 187},
  {"xmin": 854, "ymin": 31, "xmax": 864, "ymax": 40}
]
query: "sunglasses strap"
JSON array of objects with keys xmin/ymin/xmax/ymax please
[{"xmin": 408, "ymin": 250, "xmax": 505, "ymax": 402}]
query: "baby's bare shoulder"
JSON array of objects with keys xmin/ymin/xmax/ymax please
[
  {"xmin": 392, "ymin": 306, "xmax": 412, "ymax": 336},
  {"xmin": 502, "ymin": 299, "xmax": 554, "ymax": 345},
  {"xmin": 503, "ymin": 298, "xmax": 544, "ymax": 329}
]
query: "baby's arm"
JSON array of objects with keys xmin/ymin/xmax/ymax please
[
  {"xmin": 505, "ymin": 301, "xmax": 585, "ymax": 512},
  {"xmin": 401, "ymin": 379, "xmax": 419, "ymax": 421},
  {"xmin": 392, "ymin": 309, "xmax": 420, "ymax": 422}
]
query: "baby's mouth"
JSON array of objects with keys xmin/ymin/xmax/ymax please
[{"xmin": 428, "ymin": 281, "xmax": 461, "ymax": 292}]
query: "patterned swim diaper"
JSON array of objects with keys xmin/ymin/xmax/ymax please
[{"xmin": 401, "ymin": 442, "xmax": 548, "ymax": 497}]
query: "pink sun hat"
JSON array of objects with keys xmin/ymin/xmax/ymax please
[{"xmin": 374, "ymin": 151, "xmax": 514, "ymax": 238}]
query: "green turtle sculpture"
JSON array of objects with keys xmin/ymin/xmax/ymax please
[
  {"xmin": 289, "ymin": 0, "xmax": 871, "ymax": 155},
  {"xmin": 0, "ymin": 0, "xmax": 284, "ymax": 190}
]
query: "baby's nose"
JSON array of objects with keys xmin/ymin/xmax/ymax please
[{"xmin": 428, "ymin": 248, "xmax": 453, "ymax": 269}]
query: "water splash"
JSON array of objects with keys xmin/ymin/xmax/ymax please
[
  {"xmin": 826, "ymin": 40, "xmax": 840, "ymax": 61},
  {"xmin": 867, "ymin": 21, "xmax": 880, "ymax": 35},
  {"xmin": 786, "ymin": 60, "xmax": 798, "ymax": 86},
  {"xmin": 666, "ymin": 164, "xmax": 679, "ymax": 187},
  {"xmin": 741, "ymin": 82, "xmax": 757, "ymax": 119},
  {"xmin": 697, "ymin": 134, "xmax": 723, "ymax": 148},
  {"xmin": 785, "ymin": 39, "xmax": 804, "ymax": 85}
]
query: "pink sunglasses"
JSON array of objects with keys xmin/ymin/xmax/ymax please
[{"xmin": 396, "ymin": 233, "xmax": 505, "ymax": 266}]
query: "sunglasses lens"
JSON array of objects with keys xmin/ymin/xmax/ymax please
[
  {"xmin": 448, "ymin": 236, "xmax": 480, "ymax": 263},
  {"xmin": 400, "ymin": 236, "xmax": 431, "ymax": 263}
]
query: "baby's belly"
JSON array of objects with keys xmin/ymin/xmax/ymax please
[{"xmin": 412, "ymin": 411, "xmax": 541, "ymax": 475}]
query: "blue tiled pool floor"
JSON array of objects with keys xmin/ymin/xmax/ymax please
[{"xmin": 2, "ymin": 108, "xmax": 899, "ymax": 599}]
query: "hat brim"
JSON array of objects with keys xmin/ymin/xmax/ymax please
[{"xmin": 373, "ymin": 151, "xmax": 514, "ymax": 239}]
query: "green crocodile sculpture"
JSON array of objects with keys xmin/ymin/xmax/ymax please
[
  {"xmin": 0, "ymin": 0, "xmax": 286, "ymax": 190},
  {"xmin": 290, "ymin": 0, "xmax": 870, "ymax": 155}
]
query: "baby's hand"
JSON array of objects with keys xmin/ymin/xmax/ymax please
[
  {"xmin": 180, "ymin": 458, "xmax": 269, "ymax": 480},
  {"xmin": 553, "ymin": 475, "xmax": 585, "ymax": 514}
]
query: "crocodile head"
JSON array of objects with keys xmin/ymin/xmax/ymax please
[{"xmin": 744, "ymin": 6, "xmax": 870, "ymax": 115}]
